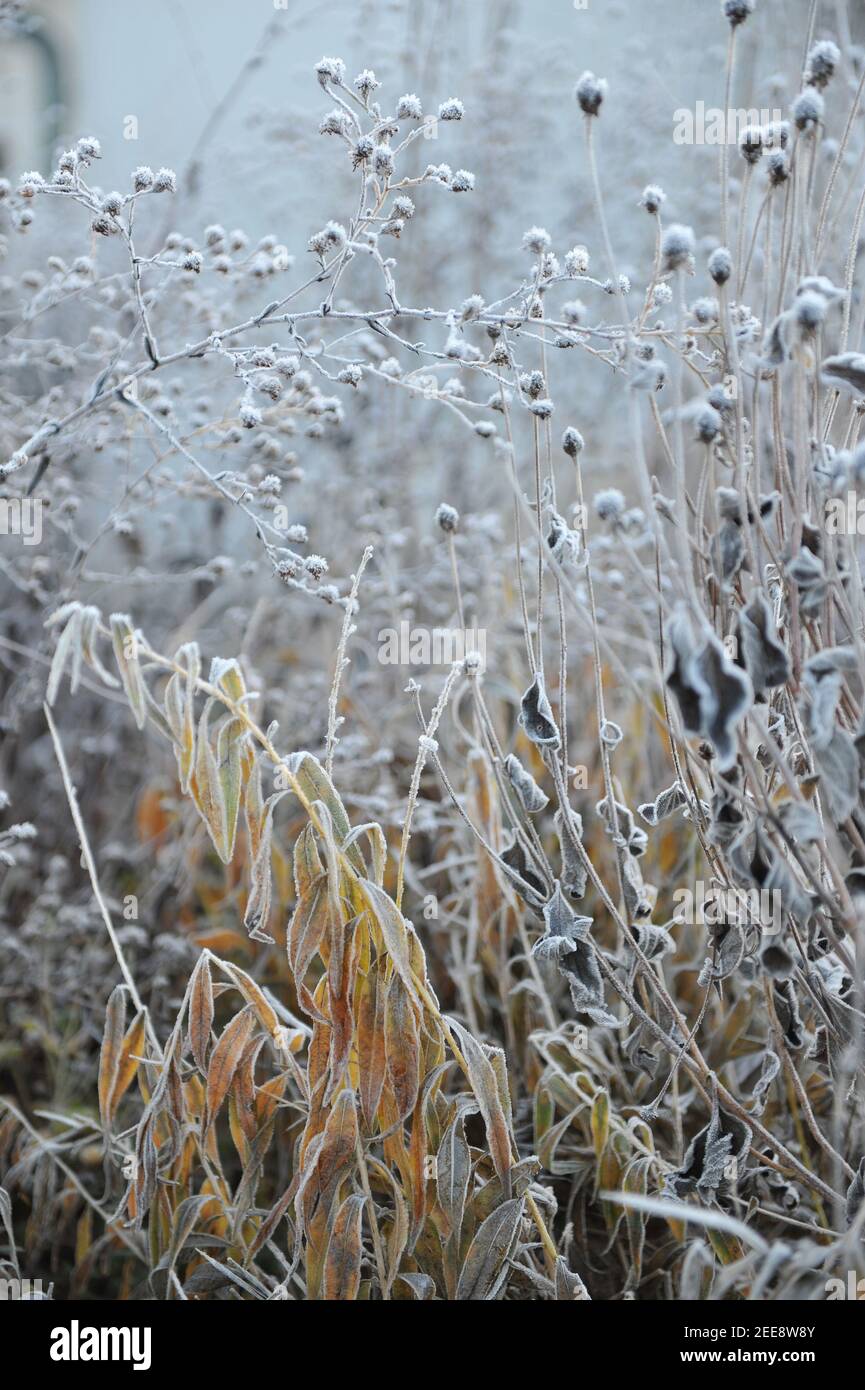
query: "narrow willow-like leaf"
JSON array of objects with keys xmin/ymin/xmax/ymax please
[
  {"xmin": 110, "ymin": 1009, "xmax": 147, "ymax": 1120},
  {"xmin": 322, "ymin": 1192, "xmax": 366, "ymax": 1300},
  {"xmin": 360, "ymin": 879, "xmax": 423, "ymax": 1007},
  {"xmin": 110, "ymin": 613, "xmax": 148, "ymax": 729},
  {"xmin": 205, "ymin": 1007, "xmax": 255, "ymax": 1129},
  {"xmin": 244, "ymin": 787, "xmax": 288, "ymax": 938},
  {"xmin": 216, "ymin": 715, "xmax": 247, "ymax": 863},
  {"xmin": 287, "ymin": 879, "xmax": 330, "ymax": 1020},
  {"xmin": 313, "ymin": 1090, "xmax": 358, "ymax": 1206},
  {"xmin": 357, "ymin": 960, "xmax": 387, "ymax": 1131},
  {"xmin": 449, "ymin": 1018, "xmax": 513, "ymax": 1198},
  {"xmin": 98, "ymin": 985, "xmax": 126, "ymax": 1128},
  {"xmin": 191, "ymin": 699, "xmax": 228, "ymax": 858},
  {"xmin": 187, "ymin": 955, "xmax": 214, "ymax": 1074},
  {"xmin": 591, "ymin": 1089, "xmax": 610, "ymax": 1164},
  {"xmin": 385, "ymin": 974, "xmax": 420, "ymax": 1122},
  {"xmin": 436, "ymin": 1112, "xmax": 471, "ymax": 1236},
  {"xmin": 164, "ymin": 645, "xmax": 199, "ymax": 793},
  {"xmin": 79, "ymin": 605, "xmax": 118, "ymax": 689},
  {"xmin": 285, "ymin": 751, "xmax": 365, "ymax": 872},
  {"xmin": 45, "ymin": 603, "xmax": 84, "ymax": 706},
  {"xmin": 221, "ymin": 960, "xmax": 281, "ymax": 1045},
  {"xmin": 456, "ymin": 1197, "xmax": 524, "ymax": 1300}
]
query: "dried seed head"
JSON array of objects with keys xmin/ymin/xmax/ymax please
[
  {"xmin": 723, "ymin": 0, "xmax": 754, "ymax": 26},
  {"xmin": 640, "ymin": 184, "xmax": 666, "ymax": 214},
  {"xmin": 562, "ymin": 426, "xmax": 584, "ymax": 457},
  {"xmin": 695, "ymin": 403, "xmax": 722, "ymax": 442},
  {"xmin": 767, "ymin": 149, "xmax": 790, "ymax": 185},
  {"xmin": 575, "ymin": 70, "xmax": 607, "ymax": 116},
  {"xmin": 522, "ymin": 226, "xmax": 551, "ymax": 255},
  {"xmin": 91, "ymin": 214, "xmax": 118, "ymax": 237},
  {"xmin": 321, "ymin": 110, "xmax": 351, "ymax": 136},
  {"xmin": 438, "ymin": 98, "xmax": 464, "ymax": 121},
  {"xmin": 396, "ymin": 94, "xmax": 423, "ymax": 120},
  {"xmin": 708, "ymin": 382, "xmax": 735, "ymax": 412},
  {"xmin": 792, "ymin": 87, "xmax": 824, "ymax": 130},
  {"xmin": 763, "ymin": 119, "xmax": 790, "ymax": 150},
  {"xmin": 373, "ymin": 145, "xmax": 395, "ymax": 178},
  {"xmin": 304, "ymin": 554, "xmax": 328, "ymax": 579},
  {"xmin": 308, "ymin": 220, "xmax": 347, "ymax": 255},
  {"xmin": 691, "ymin": 296, "xmax": 718, "ymax": 324},
  {"xmin": 805, "ymin": 39, "xmax": 840, "ymax": 89},
  {"xmin": 76, "ymin": 136, "xmax": 102, "ymax": 161},
  {"xmin": 315, "ymin": 56, "xmax": 346, "ymax": 86},
  {"xmin": 520, "ymin": 370, "xmax": 546, "ymax": 398},
  {"xmin": 435, "ymin": 503, "xmax": 460, "ymax": 533},
  {"xmin": 18, "ymin": 171, "xmax": 44, "ymax": 197},
  {"xmin": 708, "ymin": 245, "xmax": 733, "ymax": 285},
  {"xmin": 739, "ymin": 124, "xmax": 763, "ymax": 163},
  {"xmin": 565, "ymin": 245, "xmax": 589, "ymax": 275},
  {"xmin": 153, "ymin": 167, "xmax": 177, "ymax": 193},
  {"xmin": 451, "ymin": 169, "xmax": 475, "ymax": 192},
  {"xmin": 794, "ymin": 289, "xmax": 827, "ymax": 331},
  {"xmin": 351, "ymin": 135, "xmax": 374, "ymax": 166},
  {"xmin": 594, "ymin": 488, "xmax": 626, "ymax": 522},
  {"xmin": 460, "ymin": 293, "xmax": 485, "ymax": 321},
  {"xmin": 354, "ymin": 69, "xmax": 380, "ymax": 98},
  {"xmin": 661, "ymin": 223, "xmax": 695, "ymax": 272}
]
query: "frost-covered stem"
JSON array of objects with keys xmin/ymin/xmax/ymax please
[
  {"xmin": 354, "ymin": 1128, "xmax": 390, "ymax": 1298},
  {"xmin": 446, "ymin": 533, "xmax": 465, "ymax": 631},
  {"xmin": 636, "ymin": 211, "xmax": 663, "ymax": 334},
  {"xmin": 670, "ymin": 272, "xmax": 700, "ymax": 608},
  {"xmin": 735, "ymin": 161, "xmax": 754, "ymax": 301},
  {"xmin": 583, "ymin": 118, "xmax": 627, "ymax": 340},
  {"xmin": 718, "ymin": 281, "xmax": 758, "ymax": 581},
  {"xmin": 839, "ymin": 178, "xmax": 865, "ymax": 354},
  {"xmin": 539, "ymin": 333, "xmax": 570, "ymax": 783},
  {"xmin": 127, "ymin": 225, "xmax": 159, "ymax": 365},
  {"xmin": 760, "ymin": 191, "xmax": 774, "ymax": 344},
  {"xmin": 325, "ymin": 546, "xmax": 373, "ymax": 776},
  {"xmin": 777, "ymin": 134, "xmax": 809, "ymax": 309},
  {"xmin": 498, "ymin": 385, "xmax": 536, "ymax": 669},
  {"xmin": 738, "ymin": 180, "xmax": 770, "ymax": 299},
  {"xmin": 44, "ymin": 702, "xmax": 160, "ymax": 1057},
  {"xmin": 396, "ymin": 663, "xmax": 461, "ymax": 911},
  {"xmin": 814, "ymin": 59, "xmax": 865, "ymax": 263},
  {"xmin": 532, "ymin": 415, "xmax": 545, "ymax": 684},
  {"xmin": 571, "ymin": 456, "xmax": 628, "ymax": 944},
  {"xmin": 720, "ymin": 26, "xmax": 737, "ymax": 248}
]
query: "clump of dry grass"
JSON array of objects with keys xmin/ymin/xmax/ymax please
[{"xmin": 3, "ymin": 0, "xmax": 865, "ymax": 1301}]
